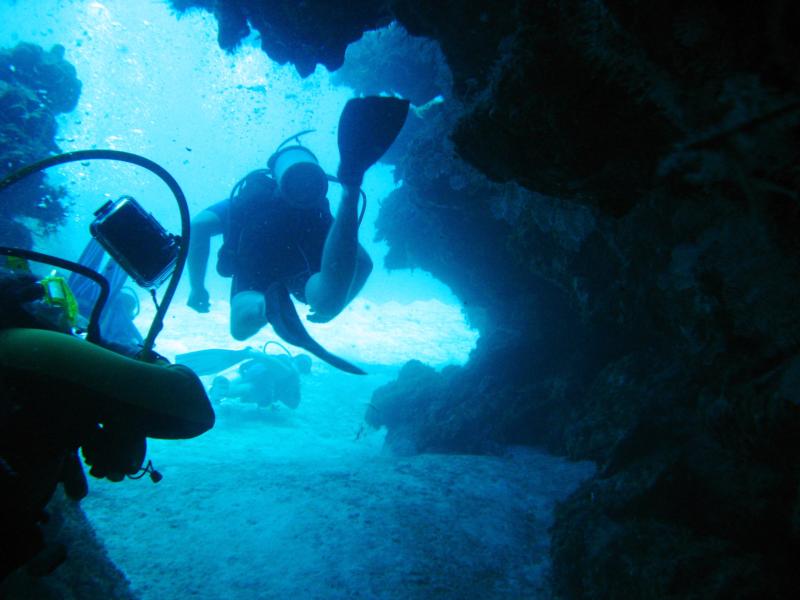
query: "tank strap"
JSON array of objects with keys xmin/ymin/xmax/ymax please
[{"xmin": 219, "ymin": 170, "xmax": 277, "ymax": 273}]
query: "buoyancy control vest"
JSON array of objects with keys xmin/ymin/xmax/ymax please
[{"xmin": 216, "ymin": 170, "xmax": 333, "ymax": 298}]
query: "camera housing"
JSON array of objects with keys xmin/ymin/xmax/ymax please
[{"xmin": 90, "ymin": 196, "xmax": 179, "ymax": 288}]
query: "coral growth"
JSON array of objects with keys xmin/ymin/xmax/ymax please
[{"xmin": 0, "ymin": 42, "xmax": 81, "ymax": 240}]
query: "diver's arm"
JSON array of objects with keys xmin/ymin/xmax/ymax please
[
  {"xmin": 304, "ymin": 184, "xmax": 370, "ymax": 322},
  {"xmin": 0, "ymin": 328, "xmax": 215, "ymax": 440},
  {"xmin": 187, "ymin": 209, "xmax": 222, "ymax": 312}
]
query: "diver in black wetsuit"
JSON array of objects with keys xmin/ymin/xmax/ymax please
[
  {"xmin": 185, "ymin": 96, "xmax": 410, "ymax": 374},
  {"xmin": 187, "ymin": 159, "xmax": 373, "ymax": 339}
]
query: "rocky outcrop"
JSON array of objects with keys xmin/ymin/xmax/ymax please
[
  {"xmin": 170, "ymin": 0, "xmax": 391, "ymax": 76},
  {"xmin": 171, "ymin": 2, "xmax": 800, "ymax": 597},
  {"xmin": 0, "ymin": 42, "xmax": 81, "ymax": 240},
  {"xmin": 366, "ymin": 10, "xmax": 800, "ymax": 593}
]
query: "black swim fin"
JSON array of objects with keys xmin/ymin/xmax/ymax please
[
  {"xmin": 337, "ymin": 96, "xmax": 410, "ymax": 186},
  {"xmin": 264, "ymin": 283, "xmax": 366, "ymax": 375}
]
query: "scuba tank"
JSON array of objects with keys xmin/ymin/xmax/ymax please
[
  {"xmin": 216, "ymin": 130, "xmax": 367, "ymax": 281},
  {"xmin": 267, "ymin": 129, "xmax": 329, "ymax": 209}
]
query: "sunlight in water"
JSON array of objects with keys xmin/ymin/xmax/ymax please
[{"xmin": 0, "ymin": 0, "xmax": 477, "ymax": 368}]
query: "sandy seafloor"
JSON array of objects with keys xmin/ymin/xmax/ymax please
[{"xmin": 80, "ymin": 299, "xmax": 595, "ymax": 599}]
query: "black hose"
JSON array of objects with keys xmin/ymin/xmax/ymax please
[
  {"xmin": 262, "ymin": 339, "xmax": 292, "ymax": 357},
  {"xmin": 0, "ymin": 149, "xmax": 190, "ymax": 359}
]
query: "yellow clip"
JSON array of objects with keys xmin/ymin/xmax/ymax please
[{"xmin": 40, "ymin": 273, "xmax": 79, "ymax": 327}]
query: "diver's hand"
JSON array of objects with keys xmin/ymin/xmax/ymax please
[
  {"xmin": 81, "ymin": 425, "xmax": 146, "ymax": 482},
  {"xmin": 187, "ymin": 288, "xmax": 210, "ymax": 313}
]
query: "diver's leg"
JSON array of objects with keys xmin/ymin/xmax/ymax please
[
  {"xmin": 345, "ymin": 245, "xmax": 373, "ymax": 304},
  {"xmin": 305, "ymin": 184, "xmax": 369, "ymax": 322},
  {"xmin": 230, "ymin": 291, "xmax": 267, "ymax": 340}
]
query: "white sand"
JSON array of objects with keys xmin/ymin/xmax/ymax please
[
  {"xmin": 142, "ymin": 296, "xmax": 480, "ymax": 368},
  {"xmin": 80, "ymin": 300, "xmax": 594, "ymax": 599}
]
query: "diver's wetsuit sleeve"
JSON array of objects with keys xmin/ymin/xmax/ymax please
[{"xmin": 0, "ymin": 328, "xmax": 215, "ymax": 440}]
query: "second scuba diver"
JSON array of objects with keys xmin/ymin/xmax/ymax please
[{"xmin": 209, "ymin": 351, "xmax": 312, "ymax": 410}]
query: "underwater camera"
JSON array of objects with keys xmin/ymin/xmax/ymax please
[
  {"xmin": 0, "ymin": 149, "xmax": 190, "ymax": 356},
  {"xmin": 91, "ymin": 195, "xmax": 179, "ymax": 288}
]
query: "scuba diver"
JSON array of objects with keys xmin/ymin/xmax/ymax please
[
  {"xmin": 186, "ymin": 96, "xmax": 409, "ymax": 375},
  {"xmin": 209, "ymin": 350, "xmax": 312, "ymax": 410},
  {"xmin": 0, "ymin": 151, "xmax": 215, "ymax": 581},
  {"xmin": 175, "ymin": 343, "xmax": 312, "ymax": 409}
]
